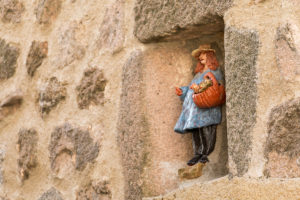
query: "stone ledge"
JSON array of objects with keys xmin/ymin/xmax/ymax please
[{"xmin": 143, "ymin": 176, "xmax": 300, "ymax": 200}]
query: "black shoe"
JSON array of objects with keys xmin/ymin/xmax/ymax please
[
  {"xmin": 198, "ymin": 155, "xmax": 209, "ymax": 164},
  {"xmin": 187, "ymin": 155, "xmax": 202, "ymax": 166}
]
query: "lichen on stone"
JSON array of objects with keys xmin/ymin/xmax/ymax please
[
  {"xmin": 49, "ymin": 123, "xmax": 99, "ymax": 172},
  {"xmin": 17, "ymin": 128, "xmax": 38, "ymax": 181},
  {"xmin": 76, "ymin": 67, "xmax": 107, "ymax": 109},
  {"xmin": 26, "ymin": 41, "xmax": 48, "ymax": 77},
  {"xmin": 38, "ymin": 77, "xmax": 66, "ymax": 117},
  {"xmin": 0, "ymin": 38, "xmax": 20, "ymax": 80}
]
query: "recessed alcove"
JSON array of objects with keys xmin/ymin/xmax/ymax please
[{"xmin": 139, "ymin": 22, "xmax": 228, "ymax": 196}]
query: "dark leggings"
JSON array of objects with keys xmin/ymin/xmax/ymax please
[{"xmin": 191, "ymin": 125, "xmax": 217, "ymax": 156}]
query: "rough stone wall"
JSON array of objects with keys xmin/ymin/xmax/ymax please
[
  {"xmin": 0, "ymin": 0, "xmax": 300, "ymax": 199},
  {"xmin": 0, "ymin": 0, "xmax": 129, "ymax": 199}
]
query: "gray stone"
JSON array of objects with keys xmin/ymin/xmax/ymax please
[
  {"xmin": 38, "ymin": 188, "xmax": 64, "ymax": 200},
  {"xmin": 0, "ymin": 39, "xmax": 20, "ymax": 80},
  {"xmin": 35, "ymin": 0, "xmax": 62, "ymax": 25},
  {"xmin": 134, "ymin": 0, "xmax": 232, "ymax": 42},
  {"xmin": 38, "ymin": 77, "xmax": 66, "ymax": 117},
  {"xmin": 17, "ymin": 128, "xmax": 38, "ymax": 181},
  {"xmin": 97, "ymin": 0, "xmax": 125, "ymax": 54},
  {"xmin": 224, "ymin": 27, "xmax": 259, "ymax": 176},
  {"xmin": 26, "ymin": 41, "xmax": 48, "ymax": 77},
  {"xmin": 76, "ymin": 67, "xmax": 107, "ymax": 109},
  {"xmin": 264, "ymin": 97, "xmax": 300, "ymax": 178},
  {"xmin": 0, "ymin": 0, "xmax": 24, "ymax": 23},
  {"xmin": 76, "ymin": 180, "xmax": 111, "ymax": 200},
  {"xmin": 117, "ymin": 51, "xmax": 149, "ymax": 200},
  {"xmin": 49, "ymin": 123, "xmax": 99, "ymax": 172},
  {"xmin": 266, "ymin": 97, "xmax": 300, "ymax": 157}
]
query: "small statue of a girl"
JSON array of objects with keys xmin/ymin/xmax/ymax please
[{"xmin": 174, "ymin": 44, "xmax": 224, "ymax": 166}]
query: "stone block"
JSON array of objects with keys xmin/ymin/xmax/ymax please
[
  {"xmin": 0, "ymin": 0, "xmax": 24, "ymax": 23},
  {"xmin": 0, "ymin": 91, "xmax": 23, "ymax": 121},
  {"xmin": 55, "ymin": 22, "xmax": 86, "ymax": 67},
  {"xmin": 0, "ymin": 39, "xmax": 20, "ymax": 80},
  {"xmin": 97, "ymin": 0, "xmax": 124, "ymax": 54},
  {"xmin": 224, "ymin": 27, "xmax": 259, "ymax": 176},
  {"xmin": 49, "ymin": 123, "xmax": 99, "ymax": 175},
  {"xmin": 38, "ymin": 188, "xmax": 64, "ymax": 200},
  {"xmin": 275, "ymin": 23, "xmax": 300, "ymax": 81},
  {"xmin": 76, "ymin": 67, "xmax": 107, "ymax": 109},
  {"xmin": 38, "ymin": 77, "xmax": 66, "ymax": 117},
  {"xmin": 17, "ymin": 128, "xmax": 38, "ymax": 181},
  {"xmin": 35, "ymin": 0, "xmax": 62, "ymax": 25},
  {"xmin": 26, "ymin": 41, "xmax": 48, "ymax": 77},
  {"xmin": 134, "ymin": 0, "xmax": 232, "ymax": 42},
  {"xmin": 264, "ymin": 97, "xmax": 300, "ymax": 178},
  {"xmin": 76, "ymin": 179, "xmax": 111, "ymax": 200},
  {"xmin": 117, "ymin": 51, "xmax": 149, "ymax": 200}
]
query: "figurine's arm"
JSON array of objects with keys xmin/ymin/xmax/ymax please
[{"xmin": 179, "ymin": 86, "xmax": 188, "ymax": 101}]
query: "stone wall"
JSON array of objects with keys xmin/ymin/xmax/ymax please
[{"xmin": 0, "ymin": 0, "xmax": 299, "ymax": 199}]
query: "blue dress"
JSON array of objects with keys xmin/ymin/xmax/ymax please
[{"xmin": 174, "ymin": 69, "xmax": 223, "ymax": 134}]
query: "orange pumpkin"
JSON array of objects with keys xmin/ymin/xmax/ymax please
[{"xmin": 192, "ymin": 72, "xmax": 226, "ymax": 108}]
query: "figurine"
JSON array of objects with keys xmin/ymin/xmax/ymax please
[{"xmin": 174, "ymin": 44, "xmax": 225, "ymax": 166}]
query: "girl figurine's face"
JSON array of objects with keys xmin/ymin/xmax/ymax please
[{"xmin": 198, "ymin": 53, "xmax": 207, "ymax": 65}]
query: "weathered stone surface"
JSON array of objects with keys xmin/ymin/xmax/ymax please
[
  {"xmin": 49, "ymin": 123, "xmax": 99, "ymax": 174},
  {"xmin": 26, "ymin": 41, "xmax": 48, "ymax": 77},
  {"xmin": 0, "ymin": 0, "xmax": 24, "ymax": 23},
  {"xmin": 76, "ymin": 179, "xmax": 111, "ymax": 200},
  {"xmin": 38, "ymin": 188, "xmax": 64, "ymax": 200},
  {"xmin": 17, "ymin": 128, "xmax": 38, "ymax": 181},
  {"xmin": 117, "ymin": 51, "xmax": 149, "ymax": 200},
  {"xmin": 38, "ymin": 77, "xmax": 66, "ymax": 117},
  {"xmin": 0, "ymin": 91, "xmax": 23, "ymax": 121},
  {"xmin": 225, "ymin": 27, "xmax": 259, "ymax": 176},
  {"xmin": 35, "ymin": 0, "xmax": 62, "ymax": 25},
  {"xmin": 134, "ymin": 0, "xmax": 232, "ymax": 42},
  {"xmin": 264, "ymin": 97, "xmax": 300, "ymax": 178},
  {"xmin": 97, "ymin": 0, "xmax": 124, "ymax": 54},
  {"xmin": 76, "ymin": 67, "xmax": 107, "ymax": 109},
  {"xmin": 0, "ymin": 39, "xmax": 20, "ymax": 80},
  {"xmin": 144, "ymin": 176, "xmax": 300, "ymax": 200},
  {"xmin": 55, "ymin": 22, "xmax": 86, "ymax": 67},
  {"xmin": 275, "ymin": 23, "xmax": 300, "ymax": 81}
]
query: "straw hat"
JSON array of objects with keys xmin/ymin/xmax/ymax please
[{"xmin": 191, "ymin": 44, "xmax": 216, "ymax": 58}]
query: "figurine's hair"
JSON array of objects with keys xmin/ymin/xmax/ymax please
[{"xmin": 194, "ymin": 51, "xmax": 219, "ymax": 74}]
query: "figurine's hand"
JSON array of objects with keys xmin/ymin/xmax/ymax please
[{"xmin": 175, "ymin": 87, "xmax": 183, "ymax": 96}]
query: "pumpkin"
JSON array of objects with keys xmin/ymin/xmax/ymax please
[{"xmin": 192, "ymin": 72, "xmax": 226, "ymax": 108}]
